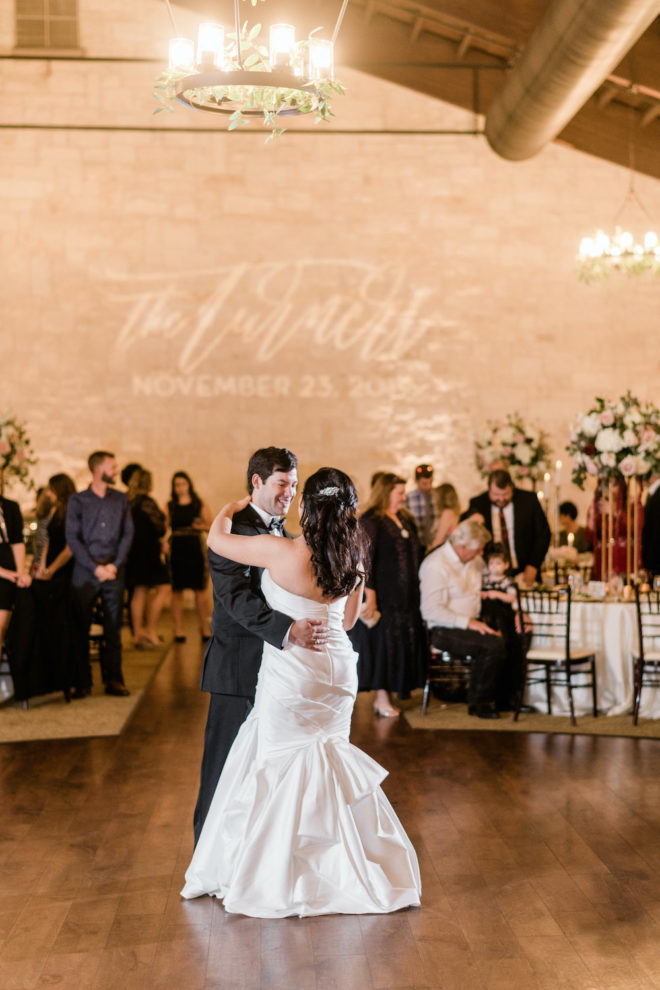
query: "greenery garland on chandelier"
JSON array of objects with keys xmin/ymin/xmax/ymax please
[{"xmin": 154, "ymin": 0, "xmax": 345, "ymax": 140}]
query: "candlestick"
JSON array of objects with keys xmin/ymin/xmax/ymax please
[
  {"xmin": 607, "ymin": 478, "xmax": 614, "ymax": 583},
  {"xmin": 543, "ymin": 471, "xmax": 550, "ymax": 510},
  {"xmin": 567, "ymin": 531, "xmax": 574, "ymax": 547},
  {"xmin": 633, "ymin": 477, "xmax": 640, "ymax": 576},
  {"xmin": 600, "ymin": 483, "xmax": 606, "ymax": 581},
  {"xmin": 554, "ymin": 484, "xmax": 561, "ymax": 548},
  {"xmin": 626, "ymin": 477, "xmax": 632, "ymax": 585}
]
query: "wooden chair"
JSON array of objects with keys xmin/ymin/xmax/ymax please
[
  {"xmin": 421, "ymin": 628, "xmax": 471, "ymax": 715},
  {"xmin": 632, "ymin": 588, "xmax": 660, "ymax": 725},
  {"xmin": 515, "ymin": 586, "xmax": 597, "ymax": 726}
]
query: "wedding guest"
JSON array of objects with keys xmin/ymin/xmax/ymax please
[
  {"xmin": 479, "ymin": 542, "xmax": 526, "ymax": 711},
  {"xmin": 32, "ymin": 473, "xmax": 77, "ymax": 699},
  {"xmin": 66, "ymin": 451, "xmax": 134, "ymax": 697},
  {"xmin": 427, "ymin": 482, "xmax": 461, "ymax": 551},
  {"xmin": 404, "ymin": 464, "xmax": 436, "ymax": 553},
  {"xmin": 126, "ymin": 469, "xmax": 170, "ymax": 649},
  {"xmin": 30, "ymin": 487, "xmax": 52, "ymax": 576},
  {"xmin": 642, "ymin": 474, "xmax": 660, "ymax": 582},
  {"xmin": 462, "ymin": 469, "xmax": 551, "ymax": 586},
  {"xmin": 165, "ymin": 471, "xmax": 212, "ymax": 643},
  {"xmin": 0, "ymin": 493, "xmax": 31, "ymax": 661},
  {"xmin": 419, "ymin": 519, "xmax": 504, "ymax": 719},
  {"xmin": 350, "ymin": 472, "xmax": 426, "ymax": 717},
  {"xmin": 558, "ymin": 501, "xmax": 593, "ymax": 553},
  {"xmin": 121, "ymin": 462, "xmax": 142, "ymax": 490}
]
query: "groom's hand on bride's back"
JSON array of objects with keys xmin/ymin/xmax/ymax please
[{"xmin": 289, "ymin": 619, "xmax": 330, "ymax": 652}]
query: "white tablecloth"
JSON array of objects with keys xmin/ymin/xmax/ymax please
[{"xmin": 526, "ymin": 601, "xmax": 660, "ymax": 719}]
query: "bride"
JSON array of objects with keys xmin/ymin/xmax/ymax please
[{"xmin": 181, "ymin": 467, "xmax": 421, "ymax": 918}]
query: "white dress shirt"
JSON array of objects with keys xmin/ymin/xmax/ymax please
[
  {"xmin": 250, "ymin": 502, "xmax": 291, "ymax": 646},
  {"xmin": 489, "ymin": 500, "xmax": 518, "ymax": 569},
  {"xmin": 251, "ymin": 503, "xmax": 280, "ymax": 530},
  {"xmin": 419, "ymin": 541, "xmax": 483, "ymax": 630}
]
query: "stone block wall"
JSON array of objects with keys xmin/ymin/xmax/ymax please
[{"xmin": 1, "ymin": 0, "xmax": 659, "ymax": 527}]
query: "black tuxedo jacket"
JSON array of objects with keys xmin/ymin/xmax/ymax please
[
  {"xmin": 200, "ymin": 503, "xmax": 292, "ymax": 697},
  {"xmin": 463, "ymin": 487, "xmax": 551, "ymax": 574},
  {"xmin": 642, "ymin": 485, "xmax": 660, "ymax": 577}
]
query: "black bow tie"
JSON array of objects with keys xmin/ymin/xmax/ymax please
[{"xmin": 268, "ymin": 518, "xmax": 285, "ymax": 535}]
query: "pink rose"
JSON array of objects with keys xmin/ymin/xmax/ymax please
[
  {"xmin": 600, "ymin": 410, "xmax": 615, "ymax": 426},
  {"xmin": 0, "ymin": 439, "xmax": 10, "ymax": 456},
  {"xmin": 518, "ymin": 466, "xmax": 529, "ymax": 475},
  {"xmin": 619, "ymin": 455, "xmax": 637, "ymax": 477},
  {"xmin": 585, "ymin": 456, "xmax": 597, "ymax": 475},
  {"xmin": 640, "ymin": 427, "xmax": 656, "ymax": 445}
]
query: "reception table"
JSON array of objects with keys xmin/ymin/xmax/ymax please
[{"xmin": 526, "ymin": 599, "xmax": 660, "ymax": 719}]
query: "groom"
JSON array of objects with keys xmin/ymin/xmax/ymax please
[{"xmin": 193, "ymin": 446, "xmax": 329, "ymax": 844}]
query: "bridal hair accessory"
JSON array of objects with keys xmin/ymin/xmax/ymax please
[{"xmin": 318, "ymin": 486, "xmax": 339, "ymax": 496}]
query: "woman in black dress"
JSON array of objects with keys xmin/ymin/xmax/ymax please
[
  {"xmin": 0, "ymin": 493, "xmax": 31, "ymax": 661},
  {"xmin": 165, "ymin": 471, "xmax": 211, "ymax": 642},
  {"xmin": 349, "ymin": 473, "xmax": 426, "ymax": 717},
  {"xmin": 32, "ymin": 473, "xmax": 78, "ymax": 697},
  {"xmin": 126, "ymin": 469, "xmax": 170, "ymax": 648}
]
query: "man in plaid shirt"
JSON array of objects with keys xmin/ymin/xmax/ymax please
[{"xmin": 405, "ymin": 464, "xmax": 436, "ymax": 553}]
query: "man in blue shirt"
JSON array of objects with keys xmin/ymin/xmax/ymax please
[
  {"xmin": 405, "ymin": 463, "xmax": 436, "ymax": 553},
  {"xmin": 66, "ymin": 451, "xmax": 134, "ymax": 697}
]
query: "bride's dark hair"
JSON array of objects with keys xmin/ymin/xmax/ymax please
[{"xmin": 300, "ymin": 468, "xmax": 366, "ymax": 599}]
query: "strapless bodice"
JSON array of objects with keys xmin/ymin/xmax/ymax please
[{"xmin": 261, "ymin": 570, "xmax": 348, "ymax": 631}]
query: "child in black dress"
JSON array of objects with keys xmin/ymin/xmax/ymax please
[{"xmin": 480, "ymin": 543, "xmax": 524, "ymax": 710}]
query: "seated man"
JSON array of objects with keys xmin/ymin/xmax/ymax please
[
  {"xmin": 558, "ymin": 501, "xmax": 593, "ymax": 553},
  {"xmin": 419, "ymin": 519, "xmax": 505, "ymax": 719}
]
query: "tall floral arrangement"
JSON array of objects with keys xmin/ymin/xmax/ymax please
[
  {"xmin": 566, "ymin": 392, "xmax": 660, "ymax": 488},
  {"xmin": 474, "ymin": 413, "xmax": 552, "ymax": 484},
  {"xmin": 0, "ymin": 415, "xmax": 37, "ymax": 492}
]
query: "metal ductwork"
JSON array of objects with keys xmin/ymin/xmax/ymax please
[{"xmin": 485, "ymin": 0, "xmax": 660, "ymax": 161}]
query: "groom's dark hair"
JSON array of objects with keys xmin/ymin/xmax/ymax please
[{"xmin": 247, "ymin": 447, "xmax": 297, "ymax": 493}]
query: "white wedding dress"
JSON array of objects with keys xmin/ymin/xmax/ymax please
[{"xmin": 181, "ymin": 571, "xmax": 421, "ymax": 918}]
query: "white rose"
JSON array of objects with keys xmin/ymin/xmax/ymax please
[
  {"xmin": 513, "ymin": 442, "xmax": 532, "ymax": 465},
  {"xmin": 498, "ymin": 427, "xmax": 516, "ymax": 445},
  {"xmin": 580, "ymin": 413, "xmax": 601, "ymax": 437},
  {"xmin": 599, "ymin": 452, "xmax": 617, "ymax": 467},
  {"xmin": 595, "ymin": 428, "xmax": 625, "ymax": 453},
  {"xmin": 621, "ymin": 429, "xmax": 638, "ymax": 448},
  {"xmin": 624, "ymin": 409, "xmax": 642, "ymax": 427}
]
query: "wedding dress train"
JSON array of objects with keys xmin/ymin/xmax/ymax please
[{"xmin": 181, "ymin": 571, "xmax": 421, "ymax": 918}]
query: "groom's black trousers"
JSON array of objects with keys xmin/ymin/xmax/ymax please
[{"xmin": 193, "ymin": 692, "xmax": 254, "ymax": 847}]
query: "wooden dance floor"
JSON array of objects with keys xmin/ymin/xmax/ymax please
[{"xmin": 2, "ymin": 633, "xmax": 660, "ymax": 990}]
